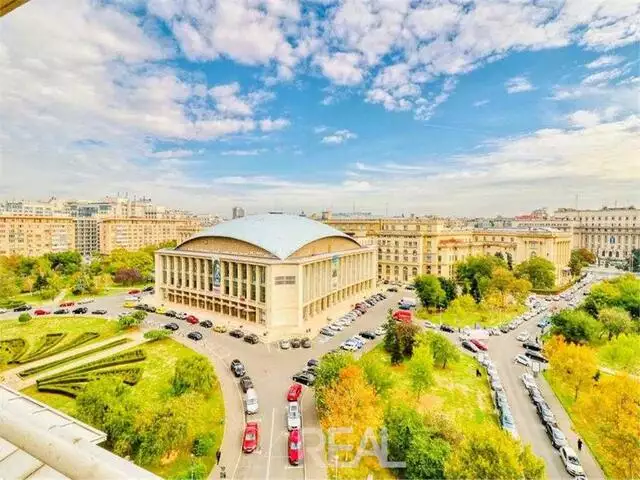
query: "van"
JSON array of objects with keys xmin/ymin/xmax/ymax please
[
  {"xmin": 399, "ymin": 297, "xmax": 417, "ymax": 308},
  {"xmin": 245, "ymin": 388, "xmax": 259, "ymax": 414},
  {"xmin": 392, "ymin": 310, "xmax": 412, "ymax": 323}
]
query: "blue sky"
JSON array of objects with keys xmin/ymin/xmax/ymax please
[{"xmin": 1, "ymin": 0, "xmax": 638, "ymax": 217}]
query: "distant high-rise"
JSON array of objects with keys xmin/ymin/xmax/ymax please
[{"xmin": 232, "ymin": 206, "xmax": 246, "ymax": 219}]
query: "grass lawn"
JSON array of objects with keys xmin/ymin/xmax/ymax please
[
  {"xmin": 7, "ymin": 292, "xmax": 51, "ymax": 306},
  {"xmin": 0, "ymin": 316, "xmax": 120, "ymax": 372},
  {"xmin": 22, "ymin": 339, "xmax": 225, "ymax": 479},
  {"xmin": 63, "ymin": 284, "xmax": 153, "ymax": 301},
  {"xmin": 416, "ymin": 304, "xmax": 526, "ymax": 328}
]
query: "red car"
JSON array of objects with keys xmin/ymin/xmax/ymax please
[
  {"xmin": 59, "ymin": 301, "xmax": 75, "ymax": 307},
  {"xmin": 186, "ymin": 315, "xmax": 199, "ymax": 325},
  {"xmin": 470, "ymin": 338, "xmax": 488, "ymax": 351},
  {"xmin": 287, "ymin": 383, "xmax": 302, "ymax": 402},
  {"xmin": 243, "ymin": 422, "xmax": 259, "ymax": 453},
  {"xmin": 128, "ymin": 289, "xmax": 141, "ymax": 294},
  {"xmin": 33, "ymin": 309, "xmax": 50, "ymax": 316},
  {"xmin": 288, "ymin": 428, "xmax": 303, "ymax": 465}
]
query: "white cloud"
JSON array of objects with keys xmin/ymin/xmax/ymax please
[
  {"xmin": 581, "ymin": 67, "xmax": 626, "ymax": 85},
  {"xmin": 259, "ymin": 118, "xmax": 290, "ymax": 131},
  {"xmin": 415, "ymin": 78, "xmax": 457, "ymax": 120},
  {"xmin": 473, "ymin": 99, "xmax": 489, "ymax": 107},
  {"xmin": 505, "ymin": 76, "xmax": 535, "ymax": 93},
  {"xmin": 321, "ymin": 129, "xmax": 357, "ymax": 144},
  {"xmin": 566, "ymin": 110, "xmax": 600, "ymax": 128},
  {"xmin": 313, "ymin": 126, "xmax": 328, "ymax": 134},
  {"xmin": 585, "ymin": 55, "xmax": 625, "ymax": 69},
  {"xmin": 315, "ymin": 52, "xmax": 364, "ymax": 86},
  {"xmin": 221, "ymin": 149, "xmax": 266, "ymax": 156},
  {"xmin": 148, "ymin": 149, "xmax": 197, "ymax": 158}
]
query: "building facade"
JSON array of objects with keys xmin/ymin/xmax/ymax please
[
  {"xmin": 0, "ymin": 216, "xmax": 75, "ymax": 256},
  {"xmin": 326, "ymin": 217, "xmax": 572, "ymax": 285},
  {"xmin": 99, "ymin": 218, "xmax": 202, "ymax": 254},
  {"xmin": 75, "ymin": 218, "xmax": 99, "ymax": 257},
  {"xmin": 154, "ymin": 214, "xmax": 377, "ymax": 332}
]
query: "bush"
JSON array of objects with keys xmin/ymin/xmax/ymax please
[
  {"xmin": 18, "ymin": 333, "xmax": 67, "ymax": 363},
  {"xmin": 144, "ymin": 329, "xmax": 172, "ymax": 342},
  {"xmin": 113, "ymin": 268, "xmax": 143, "ymax": 286},
  {"xmin": 192, "ymin": 433, "xmax": 216, "ymax": 457},
  {"xmin": 18, "ymin": 313, "xmax": 31, "ymax": 323},
  {"xmin": 0, "ymin": 338, "xmax": 27, "ymax": 362},
  {"xmin": 20, "ymin": 332, "xmax": 100, "ymax": 364},
  {"xmin": 174, "ymin": 460, "xmax": 207, "ymax": 480},
  {"xmin": 118, "ymin": 314, "xmax": 142, "ymax": 330}
]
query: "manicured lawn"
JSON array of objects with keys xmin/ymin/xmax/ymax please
[
  {"xmin": 22, "ymin": 339, "xmax": 225, "ymax": 479},
  {"xmin": 7, "ymin": 292, "xmax": 51, "ymax": 306},
  {"xmin": 0, "ymin": 316, "xmax": 120, "ymax": 372},
  {"xmin": 416, "ymin": 304, "xmax": 525, "ymax": 328},
  {"xmin": 63, "ymin": 284, "xmax": 153, "ymax": 301}
]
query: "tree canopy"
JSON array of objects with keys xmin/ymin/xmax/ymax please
[
  {"xmin": 569, "ymin": 248, "xmax": 596, "ymax": 277},
  {"xmin": 551, "ymin": 309, "xmax": 601, "ymax": 344},
  {"xmin": 172, "ymin": 355, "xmax": 217, "ymax": 395},
  {"xmin": 414, "ymin": 274, "xmax": 446, "ymax": 309},
  {"xmin": 515, "ymin": 257, "xmax": 556, "ymax": 289}
]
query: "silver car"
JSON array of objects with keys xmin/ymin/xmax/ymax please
[{"xmin": 287, "ymin": 401, "xmax": 301, "ymax": 430}]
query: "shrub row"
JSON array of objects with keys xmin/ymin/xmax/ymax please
[
  {"xmin": 38, "ymin": 349, "xmax": 146, "ymax": 384},
  {"xmin": 0, "ymin": 338, "xmax": 28, "ymax": 362},
  {"xmin": 18, "ymin": 338, "xmax": 130, "ymax": 378},
  {"xmin": 22, "ymin": 332, "xmax": 100, "ymax": 364},
  {"xmin": 17, "ymin": 333, "xmax": 67, "ymax": 364},
  {"xmin": 37, "ymin": 384, "xmax": 86, "ymax": 398},
  {"xmin": 38, "ymin": 367, "xmax": 143, "ymax": 387},
  {"xmin": 0, "ymin": 299, "xmax": 26, "ymax": 309}
]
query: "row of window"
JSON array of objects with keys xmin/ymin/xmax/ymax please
[{"xmin": 275, "ymin": 275, "xmax": 296, "ymax": 285}]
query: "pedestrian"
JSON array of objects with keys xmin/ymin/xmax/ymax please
[
  {"xmin": 578, "ymin": 438, "xmax": 583, "ymax": 452},
  {"xmin": 476, "ymin": 368, "xmax": 481, "ymax": 378},
  {"xmin": 535, "ymin": 336, "xmax": 538, "ymax": 343},
  {"xmin": 216, "ymin": 449, "xmax": 221, "ymax": 464}
]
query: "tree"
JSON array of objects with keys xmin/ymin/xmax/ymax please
[
  {"xmin": 438, "ymin": 277, "xmax": 457, "ymax": 306},
  {"xmin": 18, "ymin": 313, "xmax": 31, "ymax": 323},
  {"xmin": 396, "ymin": 322, "xmax": 421, "ymax": 358},
  {"xmin": 494, "ymin": 252, "xmax": 505, "ymax": 262},
  {"xmin": 423, "ymin": 332, "xmax": 460, "ymax": 369},
  {"xmin": 383, "ymin": 315, "xmax": 403, "ymax": 364},
  {"xmin": 445, "ymin": 427, "xmax": 545, "ymax": 480},
  {"xmin": 551, "ymin": 309, "xmax": 601, "ymax": 344},
  {"xmin": 45, "ymin": 251, "xmax": 83, "ymax": 276},
  {"xmin": 486, "ymin": 267, "xmax": 531, "ymax": 308},
  {"xmin": 359, "ymin": 355, "xmax": 394, "ymax": 396},
  {"xmin": 406, "ymin": 344, "xmax": 434, "ymax": 400},
  {"xmin": 598, "ymin": 334, "xmax": 640, "ymax": 375},
  {"xmin": 569, "ymin": 248, "xmax": 596, "ymax": 277},
  {"xmin": 627, "ymin": 248, "xmax": 640, "ymax": 273},
  {"xmin": 143, "ymin": 329, "xmax": 172, "ymax": 341},
  {"xmin": 134, "ymin": 401, "xmax": 188, "ymax": 465},
  {"xmin": 384, "ymin": 403, "xmax": 427, "ymax": 463},
  {"xmin": 549, "ymin": 341, "xmax": 598, "ymax": 401},
  {"xmin": 414, "ymin": 275, "xmax": 446, "ymax": 309},
  {"xmin": 172, "ymin": 355, "xmax": 216, "ymax": 395},
  {"xmin": 520, "ymin": 444, "xmax": 546, "ymax": 480},
  {"xmin": 599, "ymin": 307, "xmax": 633, "ymax": 340},
  {"xmin": 131, "ymin": 310, "xmax": 148, "ymax": 322},
  {"xmin": 314, "ymin": 351, "xmax": 356, "ymax": 416},
  {"xmin": 515, "ymin": 257, "xmax": 556, "ymax": 289},
  {"xmin": 506, "ymin": 252, "xmax": 513, "ymax": 270},
  {"xmin": 406, "ymin": 435, "xmax": 450, "ymax": 480},
  {"xmin": 455, "ymin": 255, "xmax": 506, "ymax": 302},
  {"xmin": 113, "ymin": 268, "xmax": 144, "ymax": 286},
  {"xmin": 0, "ymin": 264, "xmax": 20, "ymax": 300},
  {"xmin": 117, "ymin": 314, "xmax": 142, "ymax": 330}
]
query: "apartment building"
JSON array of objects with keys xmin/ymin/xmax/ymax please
[
  {"xmin": 0, "ymin": 198, "xmax": 68, "ymax": 217},
  {"xmin": 99, "ymin": 218, "xmax": 202, "ymax": 254},
  {"xmin": 75, "ymin": 218, "xmax": 99, "ymax": 256},
  {"xmin": 326, "ymin": 217, "xmax": 572, "ymax": 285},
  {"xmin": 0, "ymin": 216, "xmax": 75, "ymax": 256}
]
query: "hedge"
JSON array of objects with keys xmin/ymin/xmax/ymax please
[
  {"xmin": 22, "ymin": 332, "xmax": 100, "ymax": 364},
  {"xmin": 0, "ymin": 299, "xmax": 26, "ymax": 309},
  {"xmin": 37, "ymin": 349, "xmax": 146, "ymax": 384},
  {"xmin": 18, "ymin": 333, "xmax": 67, "ymax": 364},
  {"xmin": 18, "ymin": 338, "xmax": 130, "ymax": 378},
  {"xmin": 37, "ymin": 384, "xmax": 86, "ymax": 398},
  {"xmin": 38, "ymin": 367, "xmax": 143, "ymax": 387},
  {"xmin": 0, "ymin": 338, "xmax": 28, "ymax": 362}
]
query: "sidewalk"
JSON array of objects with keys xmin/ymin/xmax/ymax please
[
  {"xmin": 2, "ymin": 330, "xmax": 147, "ymax": 390},
  {"xmin": 537, "ymin": 375, "xmax": 606, "ymax": 479}
]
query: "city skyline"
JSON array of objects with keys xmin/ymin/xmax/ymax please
[{"xmin": 1, "ymin": 0, "xmax": 639, "ymax": 216}]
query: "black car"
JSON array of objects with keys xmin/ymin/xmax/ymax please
[
  {"xmin": 301, "ymin": 337, "xmax": 312, "ymax": 348},
  {"xmin": 14, "ymin": 305, "xmax": 32, "ymax": 312},
  {"xmin": 73, "ymin": 307, "xmax": 88, "ymax": 314},
  {"xmin": 387, "ymin": 287, "xmax": 398, "ymax": 292},
  {"xmin": 305, "ymin": 365, "xmax": 318, "ymax": 376},
  {"xmin": 240, "ymin": 376, "xmax": 253, "ymax": 393},
  {"xmin": 525, "ymin": 351, "xmax": 549, "ymax": 363},
  {"xmin": 165, "ymin": 310, "xmax": 177, "ymax": 318},
  {"xmin": 143, "ymin": 286, "xmax": 154, "ymax": 292},
  {"xmin": 229, "ymin": 329, "xmax": 245, "ymax": 338},
  {"xmin": 244, "ymin": 334, "xmax": 259, "ymax": 344},
  {"xmin": 359, "ymin": 331, "xmax": 376, "ymax": 340},
  {"xmin": 292, "ymin": 371, "xmax": 315, "ymax": 386},
  {"xmin": 188, "ymin": 331, "xmax": 203, "ymax": 341},
  {"xmin": 164, "ymin": 322, "xmax": 179, "ymax": 331},
  {"xmin": 307, "ymin": 358, "xmax": 319, "ymax": 368},
  {"xmin": 230, "ymin": 359, "xmax": 246, "ymax": 377},
  {"xmin": 440, "ymin": 324, "xmax": 455, "ymax": 333},
  {"xmin": 200, "ymin": 320, "xmax": 213, "ymax": 328},
  {"xmin": 54, "ymin": 308, "xmax": 69, "ymax": 315},
  {"xmin": 462, "ymin": 340, "xmax": 479, "ymax": 353},
  {"xmin": 91, "ymin": 309, "xmax": 107, "ymax": 315},
  {"xmin": 134, "ymin": 304, "xmax": 147, "ymax": 310},
  {"xmin": 523, "ymin": 341, "xmax": 542, "ymax": 352},
  {"xmin": 290, "ymin": 338, "xmax": 301, "ymax": 348},
  {"xmin": 146, "ymin": 305, "xmax": 157, "ymax": 313}
]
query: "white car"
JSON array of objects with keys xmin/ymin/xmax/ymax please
[
  {"xmin": 329, "ymin": 323, "xmax": 343, "ymax": 331},
  {"xmin": 77, "ymin": 298, "xmax": 94, "ymax": 304},
  {"xmin": 353, "ymin": 335, "xmax": 368, "ymax": 344},
  {"xmin": 335, "ymin": 319, "xmax": 349, "ymax": 327},
  {"xmin": 491, "ymin": 378, "xmax": 504, "ymax": 392},
  {"xmin": 287, "ymin": 401, "xmax": 301, "ymax": 430},
  {"xmin": 478, "ymin": 354, "xmax": 491, "ymax": 367},
  {"xmin": 0, "ymin": 308, "xmax": 7, "ymax": 314},
  {"xmin": 514, "ymin": 354, "xmax": 532, "ymax": 367},
  {"xmin": 516, "ymin": 331, "xmax": 530, "ymax": 342},
  {"xmin": 423, "ymin": 321, "xmax": 436, "ymax": 329},
  {"xmin": 374, "ymin": 327, "xmax": 386, "ymax": 336},
  {"xmin": 176, "ymin": 312, "xmax": 188, "ymax": 320},
  {"xmin": 560, "ymin": 446, "xmax": 585, "ymax": 477},
  {"xmin": 340, "ymin": 341, "xmax": 357, "ymax": 351},
  {"xmin": 521, "ymin": 373, "xmax": 536, "ymax": 391}
]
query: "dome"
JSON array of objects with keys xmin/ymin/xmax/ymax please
[{"xmin": 178, "ymin": 213, "xmax": 361, "ymax": 260}]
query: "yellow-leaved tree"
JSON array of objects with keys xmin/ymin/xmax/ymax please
[{"xmin": 548, "ymin": 339, "xmax": 598, "ymax": 401}]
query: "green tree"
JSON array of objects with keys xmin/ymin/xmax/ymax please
[
  {"xmin": 628, "ymin": 248, "xmax": 640, "ymax": 273},
  {"xmin": 45, "ymin": 251, "xmax": 83, "ymax": 276},
  {"xmin": 506, "ymin": 252, "xmax": 513, "ymax": 270},
  {"xmin": 397, "ymin": 322, "xmax": 421, "ymax": 358},
  {"xmin": 584, "ymin": 274, "xmax": 640, "ymax": 319},
  {"xmin": 143, "ymin": 329, "xmax": 172, "ymax": 341},
  {"xmin": 172, "ymin": 355, "xmax": 216, "ymax": 395},
  {"xmin": 134, "ymin": 402, "xmax": 188, "ymax": 465},
  {"xmin": 406, "ymin": 344, "xmax": 434, "ymax": 400},
  {"xmin": 384, "ymin": 403, "xmax": 427, "ymax": 463},
  {"xmin": 515, "ymin": 257, "xmax": 556, "ymax": 289},
  {"xmin": 0, "ymin": 264, "xmax": 20, "ymax": 300},
  {"xmin": 422, "ymin": 332, "xmax": 460, "ymax": 369},
  {"xmin": 18, "ymin": 312, "xmax": 31, "ymax": 323},
  {"xmin": 569, "ymin": 248, "xmax": 596, "ymax": 277},
  {"xmin": 495, "ymin": 252, "xmax": 505, "ymax": 262},
  {"xmin": 487, "ymin": 267, "xmax": 531, "ymax": 308},
  {"xmin": 598, "ymin": 334, "xmax": 640, "ymax": 374},
  {"xmin": 360, "ymin": 354, "xmax": 393, "ymax": 396},
  {"xmin": 599, "ymin": 307, "xmax": 633, "ymax": 340},
  {"xmin": 192, "ymin": 433, "xmax": 216, "ymax": 457},
  {"xmin": 551, "ymin": 309, "xmax": 601, "ymax": 344},
  {"xmin": 117, "ymin": 314, "xmax": 142, "ymax": 330},
  {"xmin": 438, "ymin": 277, "xmax": 457, "ymax": 306},
  {"xmin": 314, "ymin": 351, "xmax": 356, "ymax": 416},
  {"xmin": 383, "ymin": 315, "xmax": 403, "ymax": 364},
  {"xmin": 131, "ymin": 310, "xmax": 148, "ymax": 322},
  {"xmin": 414, "ymin": 275, "xmax": 446, "ymax": 309},
  {"xmin": 520, "ymin": 444, "xmax": 546, "ymax": 480},
  {"xmin": 406, "ymin": 435, "xmax": 451, "ymax": 480},
  {"xmin": 455, "ymin": 255, "xmax": 506, "ymax": 302}
]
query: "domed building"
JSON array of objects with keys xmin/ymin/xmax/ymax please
[{"xmin": 154, "ymin": 213, "xmax": 377, "ymax": 331}]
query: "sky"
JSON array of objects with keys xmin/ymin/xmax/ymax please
[{"xmin": 0, "ymin": 0, "xmax": 639, "ymax": 217}]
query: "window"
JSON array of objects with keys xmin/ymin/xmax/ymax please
[{"xmin": 275, "ymin": 275, "xmax": 296, "ymax": 285}]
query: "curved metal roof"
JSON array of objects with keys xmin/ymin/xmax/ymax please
[{"xmin": 180, "ymin": 213, "xmax": 361, "ymax": 259}]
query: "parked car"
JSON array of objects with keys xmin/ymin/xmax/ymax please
[
  {"xmin": 213, "ymin": 324, "xmax": 227, "ymax": 333},
  {"xmin": 77, "ymin": 298, "xmax": 94, "ymax": 304},
  {"xmin": 514, "ymin": 354, "xmax": 532, "ymax": 367},
  {"xmin": 387, "ymin": 287, "xmax": 398, "ymax": 292},
  {"xmin": 0, "ymin": 308, "xmax": 8, "ymax": 314},
  {"xmin": 123, "ymin": 301, "xmax": 137, "ymax": 308},
  {"xmin": 54, "ymin": 308, "xmax": 69, "ymax": 315},
  {"xmin": 142, "ymin": 286, "xmax": 154, "ymax": 292},
  {"xmin": 516, "ymin": 331, "xmax": 530, "ymax": 342},
  {"xmin": 462, "ymin": 340, "xmax": 479, "ymax": 353},
  {"xmin": 59, "ymin": 302, "xmax": 75, "ymax": 308},
  {"xmin": 290, "ymin": 338, "xmax": 301, "ymax": 348},
  {"xmin": 500, "ymin": 324, "xmax": 511, "ymax": 334},
  {"xmin": 244, "ymin": 334, "xmax": 260, "ymax": 344},
  {"xmin": 186, "ymin": 315, "xmax": 199, "ymax": 324},
  {"xmin": 128, "ymin": 289, "xmax": 141, "ymax": 295},
  {"xmin": 500, "ymin": 411, "xmax": 518, "ymax": 438},
  {"xmin": 287, "ymin": 383, "xmax": 302, "ymax": 402},
  {"xmin": 240, "ymin": 376, "xmax": 253, "ymax": 393},
  {"xmin": 14, "ymin": 305, "xmax": 32, "ymax": 312},
  {"xmin": 231, "ymin": 359, "xmax": 246, "ymax": 377},
  {"xmin": 164, "ymin": 322, "xmax": 179, "ymax": 331},
  {"xmin": 229, "ymin": 329, "xmax": 245, "ymax": 338},
  {"xmin": 165, "ymin": 310, "xmax": 177, "ymax": 318},
  {"xmin": 288, "ymin": 428, "xmax": 303, "ymax": 465},
  {"xmin": 200, "ymin": 320, "xmax": 213, "ymax": 328},
  {"xmin": 320, "ymin": 327, "xmax": 335, "ymax": 336},
  {"xmin": 91, "ymin": 309, "xmax": 107, "ymax": 315},
  {"xmin": 470, "ymin": 339, "xmax": 488, "ymax": 351},
  {"xmin": 176, "ymin": 312, "xmax": 188, "ymax": 320},
  {"xmin": 187, "ymin": 331, "xmax": 203, "ymax": 341},
  {"xmin": 521, "ymin": 373, "xmax": 536, "ymax": 391},
  {"xmin": 525, "ymin": 351, "xmax": 549, "ymax": 363},
  {"xmin": 374, "ymin": 326, "xmax": 386, "ymax": 336},
  {"xmin": 287, "ymin": 401, "xmax": 301, "ymax": 430},
  {"xmin": 33, "ymin": 309, "xmax": 50, "ymax": 316},
  {"xmin": 156, "ymin": 306, "xmax": 167, "ymax": 314},
  {"xmin": 245, "ymin": 388, "xmax": 259, "ymax": 414},
  {"xmin": 495, "ymin": 390, "xmax": 509, "ymax": 413},
  {"xmin": 523, "ymin": 341, "xmax": 542, "ymax": 352},
  {"xmin": 560, "ymin": 446, "xmax": 585, "ymax": 477},
  {"xmin": 292, "ymin": 371, "xmax": 315, "ymax": 386},
  {"xmin": 340, "ymin": 340, "xmax": 358, "ymax": 351},
  {"xmin": 73, "ymin": 307, "xmax": 88, "ymax": 314},
  {"xmin": 329, "ymin": 323, "xmax": 343, "ymax": 331},
  {"xmin": 301, "ymin": 337, "xmax": 312, "ymax": 348},
  {"xmin": 537, "ymin": 402, "xmax": 557, "ymax": 426},
  {"xmin": 545, "ymin": 424, "xmax": 568, "ymax": 449},
  {"xmin": 491, "ymin": 378, "xmax": 504, "ymax": 392},
  {"xmin": 280, "ymin": 339, "xmax": 291, "ymax": 349},
  {"xmin": 440, "ymin": 324, "xmax": 455, "ymax": 333},
  {"xmin": 359, "ymin": 330, "xmax": 377, "ymax": 340},
  {"xmin": 242, "ymin": 422, "xmax": 259, "ymax": 453}
]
